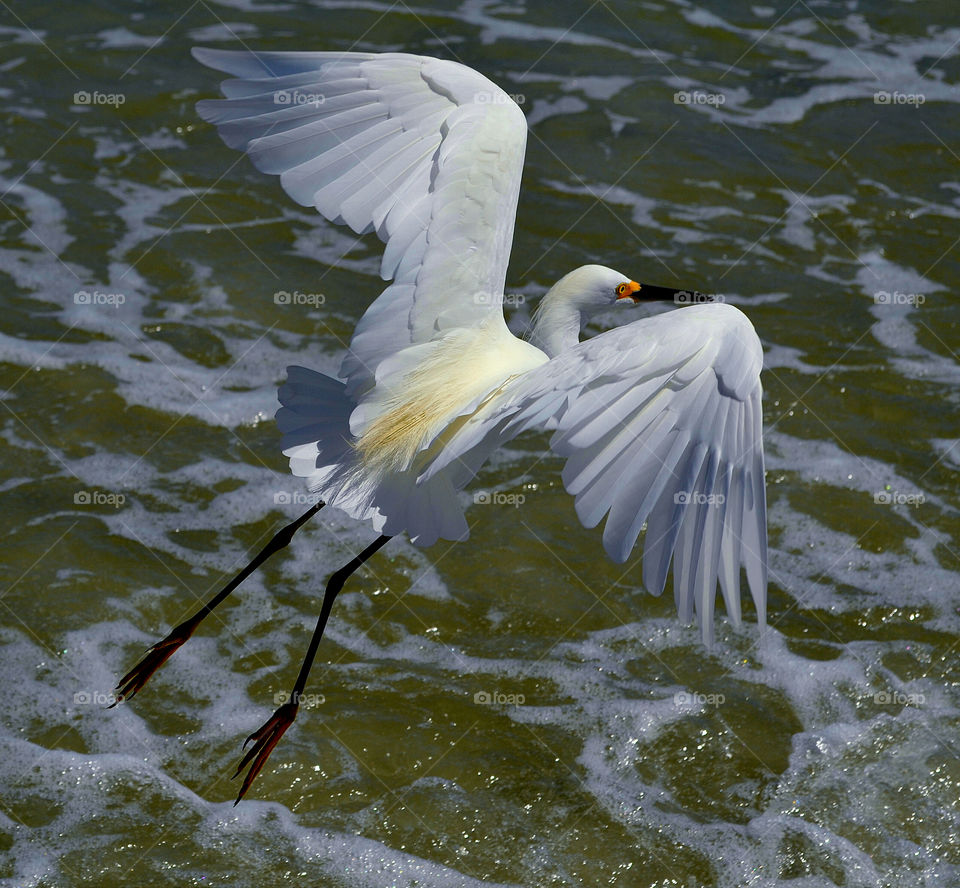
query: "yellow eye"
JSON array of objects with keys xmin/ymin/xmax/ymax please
[{"xmin": 616, "ymin": 283, "xmax": 628, "ymax": 296}]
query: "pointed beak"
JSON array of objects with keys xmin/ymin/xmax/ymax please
[{"xmin": 618, "ymin": 282, "xmax": 715, "ymax": 305}]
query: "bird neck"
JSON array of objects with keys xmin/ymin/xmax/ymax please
[{"xmin": 528, "ymin": 283, "xmax": 585, "ymax": 358}]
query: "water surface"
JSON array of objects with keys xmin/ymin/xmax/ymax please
[{"xmin": 1, "ymin": 1, "xmax": 958, "ymax": 885}]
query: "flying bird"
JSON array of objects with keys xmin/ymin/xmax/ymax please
[{"xmin": 113, "ymin": 48, "xmax": 767, "ymax": 803}]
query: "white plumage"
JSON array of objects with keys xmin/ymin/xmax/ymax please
[{"xmin": 193, "ymin": 48, "xmax": 768, "ymax": 642}]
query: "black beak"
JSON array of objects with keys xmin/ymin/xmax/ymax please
[{"xmin": 629, "ymin": 284, "xmax": 715, "ymax": 305}]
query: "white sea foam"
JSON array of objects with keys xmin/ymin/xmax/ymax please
[{"xmin": 2, "ymin": 5, "xmax": 958, "ymax": 884}]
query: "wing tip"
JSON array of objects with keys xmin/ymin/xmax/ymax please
[{"xmin": 191, "ymin": 46, "xmax": 232, "ymax": 70}]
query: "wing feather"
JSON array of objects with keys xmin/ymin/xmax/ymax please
[
  {"xmin": 418, "ymin": 302, "xmax": 767, "ymax": 639},
  {"xmin": 193, "ymin": 48, "xmax": 528, "ymax": 399}
]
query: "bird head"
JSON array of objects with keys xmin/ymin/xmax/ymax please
[
  {"xmin": 555, "ymin": 264, "xmax": 705, "ymax": 314},
  {"xmin": 530, "ymin": 265, "xmax": 713, "ymax": 358}
]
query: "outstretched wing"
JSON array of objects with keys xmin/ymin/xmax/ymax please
[
  {"xmin": 192, "ymin": 48, "xmax": 528, "ymax": 397},
  {"xmin": 421, "ymin": 303, "xmax": 767, "ymax": 643}
]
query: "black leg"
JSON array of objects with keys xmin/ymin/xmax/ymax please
[
  {"xmin": 232, "ymin": 533, "xmax": 393, "ymax": 804},
  {"xmin": 112, "ymin": 501, "xmax": 325, "ymax": 705}
]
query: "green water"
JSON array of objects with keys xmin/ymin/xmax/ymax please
[{"xmin": 1, "ymin": 1, "xmax": 958, "ymax": 886}]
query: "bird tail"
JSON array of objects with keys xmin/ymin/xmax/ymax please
[
  {"xmin": 276, "ymin": 365, "xmax": 356, "ymax": 484},
  {"xmin": 275, "ymin": 365, "xmax": 469, "ymax": 545}
]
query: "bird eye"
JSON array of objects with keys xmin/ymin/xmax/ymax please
[{"xmin": 616, "ymin": 283, "xmax": 628, "ymax": 296}]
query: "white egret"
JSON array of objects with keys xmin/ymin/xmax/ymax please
[{"xmin": 114, "ymin": 48, "xmax": 767, "ymax": 803}]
